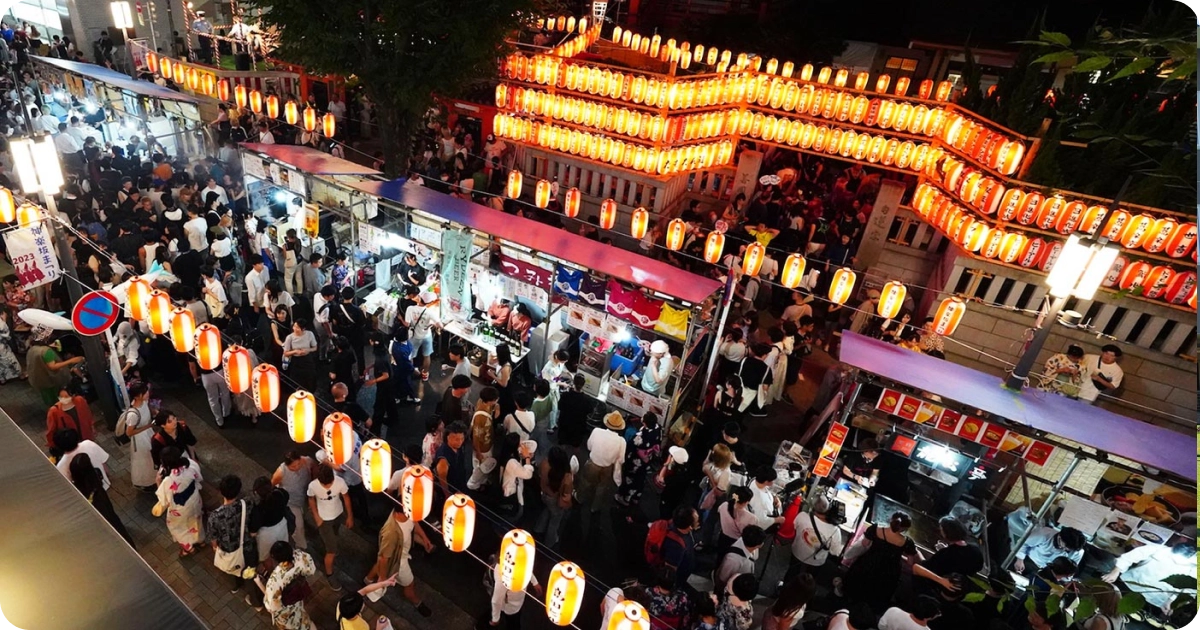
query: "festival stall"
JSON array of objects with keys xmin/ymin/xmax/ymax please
[
  {"xmin": 334, "ymin": 178, "xmax": 725, "ymax": 421},
  {"xmin": 237, "ymin": 143, "xmax": 382, "ymax": 280},
  {"xmin": 29, "ymin": 56, "xmax": 204, "ymax": 156},
  {"xmin": 813, "ymin": 332, "xmax": 1196, "ymax": 609}
]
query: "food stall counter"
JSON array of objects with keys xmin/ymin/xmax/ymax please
[
  {"xmin": 444, "ymin": 319, "xmax": 528, "ymax": 364},
  {"xmin": 871, "ymin": 494, "xmax": 991, "ymax": 574}
]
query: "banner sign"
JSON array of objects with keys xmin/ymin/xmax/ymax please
[
  {"xmin": 440, "ymin": 230, "xmax": 473, "ymax": 321},
  {"xmin": 5, "ymin": 224, "xmax": 60, "ymax": 289}
]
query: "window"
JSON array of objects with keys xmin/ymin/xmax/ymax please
[{"xmin": 885, "ymin": 57, "xmax": 919, "ymax": 72}]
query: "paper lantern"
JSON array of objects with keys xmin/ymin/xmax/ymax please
[
  {"xmin": 443, "ymin": 494, "xmax": 476, "ymax": 552},
  {"xmin": 563, "ymin": 187, "xmax": 580, "ymax": 218},
  {"xmin": 1100, "ymin": 210, "xmax": 1131, "ymax": 241},
  {"xmin": 1143, "ymin": 266, "xmax": 1176, "ymax": 299},
  {"xmin": 1018, "ymin": 237, "xmax": 1047, "ymax": 268},
  {"xmin": 782, "ymin": 61, "xmax": 794, "ymax": 77},
  {"xmin": 894, "ymin": 77, "xmax": 910, "ymax": 96},
  {"xmin": 499, "ymin": 529, "xmax": 537, "ymax": 592},
  {"xmin": 507, "ymin": 170, "xmax": 523, "ymax": 198},
  {"xmin": 159, "ymin": 57, "xmax": 172, "ymax": 79},
  {"xmin": 0, "ymin": 187, "xmax": 13, "ymax": 223},
  {"xmin": 546, "ymin": 562, "xmax": 586, "ymax": 626},
  {"xmin": 876, "ymin": 281, "xmax": 906, "ymax": 318},
  {"xmin": 997, "ymin": 189, "xmax": 1024, "ymax": 222},
  {"xmin": 126, "ymin": 276, "xmax": 151, "ymax": 321},
  {"xmin": 1117, "ymin": 261, "xmax": 1152, "ymax": 291},
  {"xmin": 1102, "ymin": 256, "xmax": 1128, "ymax": 288},
  {"xmin": 286, "ymin": 391, "xmax": 317, "ymax": 443},
  {"xmin": 360, "ymin": 439, "xmax": 392, "ymax": 493},
  {"xmin": 202, "ymin": 74, "xmax": 215, "ymax": 97},
  {"xmin": 1143, "ymin": 217, "xmax": 1178, "ymax": 254},
  {"xmin": 665, "ymin": 218, "xmax": 685, "ymax": 250},
  {"xmin": 185, "ymin": 68, "xmax": 198, "ymax": 91},
  {"xmin": 995, "ymin": 141, "xmax": 1025, "ymax": 175},
  {"xmin": 977, "ymin": 180, "xmax": 1004, "ymax": 215},
  {"xmin": 285, "ymin": 101, "xmax": 298, "ymax": 125},
  {"xmin": 266, "ymin": 94, "xmax": 280, "ymax": 119},
  {"xmin": 169, "ymin": 308, "xmax": 196, "ymax": 353},
  {"xmin": 535, "ymin": 179, "xmax": 551, "ymax": 208},
  {"xmin": 146, "ymin": 290, "xmax": 172, "ymax": 335},
  {"xmin": 252, "ymin": 364, "xmax": 280, "ymax": 413},
  {"xmin": 742, "ymin": 243, "xmax": 765, "ymax": 277},
  {"xmin": 1165, "ymin": 222, "xmax": 1197, "ymax": 258},
  {"xmin": 704, "ymin": 231, "xmax": 725, "ymax": 263},
  {"xmin": 1164, "ymin": 272, "xmax": 1197, "ymax": 305},
  {"xmin": 145, "ymin": 51, "xmax": 158, "ymax": 74},
  {"xmin": 303, "ymin": 106, "xmax": 317, "ymax": 132},
  {"xmin": 780, "ymin": 253, "xmax": 807, "ymax": 289},
  {"xmin": 223, "ymin": 345, "xmax": 252, "ymax": 394},
  {"xmin": 1120, "ymin": 214, "xmax": 1156, "ymax": 249},
  {"xmin": 875, "ymin": 74, "xmax": 891, "ymax": 93},
  {"xmin": 1055, "ymin": 201, "xmax": 1087, "ymax": 235},
  {"xmin": 828, "ymin": 268, "xmax": 856, "ymax": 305},
  {"xmin": 600, "ymin": 198, "xmax": 617, "ymax": 229},
  {"xmin": 1036, "ymin": 196, "xmax": 1067, "ymax": 231},
  {"xmin": 249, "ymin": 89, "xmax": 263, "ymax": 114},
  {"xmin": 935, "ymin": 80, "xmax": 953, "ymax": 101},
  {"xmin": 630, "ymin": 207, "xmax": 649, "ymax": 239},
  {"xmin": 323, "ymin": 112, "xmax": 336, "ymax": 137},
  {"xmin": 961, "ymin": 222, "xmax": 990, "ymax": 252},
  {"xmin": 16, "ymin": 203, "xmax": 40, "ymax": 229},
  {"xmin": 1079, "ymin": 205, "xmax": 1108, "ymax": 235},
  {"xmin": 1014, "ymin": 191, "xmax": 1043, "ymax": 225},
  {"xmin": 172, "ymin": 62, "xmax": 184, "ymax": 85},
  {"xmin": 817, "ymin": 66, "xmax": 832, "ymax": 84},
  {"xmin": 194, "ymin": 323, "xmax": 222, "ymax": 370},
  {"xmin": 933, "ymin": 297, "xmax": 966, "ymax": 336},
  {"xmin": 401, "ymin": 465, "xmax": 435, "ymax": 521},
  {"xmin": 234, "ymin": 84, "xmax": 247, "ymax": 108},
  {"xmin": 217, "ymin": 79, "xmax": 230, "ymax": 102},
  {"xmin": 1038, "ymin": 241, "xmax": 1064, "ymax": 272},
  {"xmin": 854, "ymin": 72, "xmax": 870, "ymax": 91},
  {"xmin": 322, "ymin": 413, "xmax": 355, "ymax": 467},
  {"xmin": 607, "ymin": 601, "xmax": 650, "ymax": 630},
  {"xmin": 918, "ymin": 79, "xmax": 934, "ymax": 99}
]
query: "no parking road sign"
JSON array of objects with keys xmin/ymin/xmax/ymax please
[{"xmin": 71, "ymin": 290, "xmax": 121, "ymax": 336}]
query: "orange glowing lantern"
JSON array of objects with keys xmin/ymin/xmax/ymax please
[
  {"xmin": 547, "ymin": 562, "xmax": 586, "ymax": 626},
  {"xmin": 194, "ymin": 323, "xmax": 222, "ymax": 370},
  {"xmin": 249, "ymin": 89, "xmax": 262, "ymax": 114},
  {"xmin": 1017, "ymin": 237, "xmax": 1047, "ymax": 268},
  {"xmin": 704, "ymin": 231, "xmax": 725, "ymax": 263},
  {"xmin": 217, "ymin": 79, "xmax": 230, "ymax": 102},
  {"xmin": 1077, "ymin": 205, "xmax": 1107, "ymax": 235},
  {"xmin": 961, "ymin": 223, "xmax": 991, "ymax": 252},
  {"xmin": 894, "ymin": 77, "xmax": 910, "ymax": 96},
  {"xmin": 665, "ymin": 218, "xmax": 686, "ymax": 250},
  {"xmin": 507, "ymin": 170, "xmax": 523, "ymax": 199},
  {"xmin": 780, "ymin": 253, "xmax": 807, "ymax": 289},
  {"xmin": 1143, "ymin": 266, "xmax": 1176, "ymax": 300},
  {"xmin": 828, "ymin": 268, "xmax": 857, "ymax": 305},
  {"xmin": 0, "ymin": 188, "xmax": 13, "ymax": 223},
  {"xmin": 1143, "ymin": 217, "xmax": 1178, "ymax": 254},
  {"xmin": 535, "ymin": 179, "xmax": 551, "ymax": 208},
  {"xmin": 1100, "ymin": 210, "xmax": 1131, "ymax": 241},
  {"xmin": 1166, "ymin": 222, "xmax": 1197, "ymax": 258},
  {"xmin": 443, "ymin": 494, "xmax": 476, "ymax": 552},
  {"xmin": 169, "ymin": 308, "xmax": 196, "ymax": 353},
  {"xmin": 1036, "ymin": 197, "xmax": 1067, "ymax": 231},
  {"xmin": 322, "ymin": 112, "xmax": 336, "ymax": 137},
  {"xmin": 185, "ymin": 68, "xmax": 199, "ymax": 91},
  {"xmin": 600, "ymin": 199, "xmax": 617, "ymax": 229},
  {"xmin": 630, "ymin": 207, "xmax": 649, "ymax": 239},
  {"xmin": 302, "ymin": 106, "xmax": 317, "ymax": 132},
  {"xmin": 15, "ymin": 203, "xmax": 40, "ymax": 229},
  {"xmin": 981, "ymin": 229, "xmax": 1005, "ymax": 259},
  {"xmin": 500, "ymin": 529, "xmax": 537, "ymax": 592},
  {"xmin": 1164, "ymin": 272, "xmax": 1197, "ymax": 305},
  {"xmin": 1120, "ymin": 214, "xmax": 1156, "ymax": 249},
  {"xmin": 159, "ymin": 57, "xmax": 172, "ymax": 79},
  {"xmin": 607, "ymin": 601, "xmax": 651, "ymax": 630},
  {"xmin": 401, "ymin": 465, "xmax": 435, "ymax": 520},
  {"xmin": 146, "ymin": 290, "xmax": 172, "ymax": 335},
  {"xmin": 994, "ymin": 141, "xmax": 1025, "ymax": 175},
  {"xmin": 1054, "ymin": 201, "xmax": 1087, "ymax": 234},
  {"xmin": 284, "ymin": 101, "xmax": 298, "ymax": 125},
  {"xmin": 998, "ymin": 233, "xmax": 1028, "ymax": 264},
  {"xmin": 361, "ymin": 439, "xmax": 392, "ymax": 493},
  {"xmin": 563, "ymin": 187, "xmax": 581, "ymax": 218},
  {"xmin": 933, "ymin": 297, "xmax": 967, "ymax": 336},
  {"xmin": 172, "ymin": 62, "xmax": 185, "ymax": 84},
  {"xmin": 223, "ymin": 345, "xmax": 252, "ymax": 394},
  {"xmin": 935, "ymin": 80, "xmax": 953, "ymax": 101},
  {"xmin": 145, "ymin": 51, "xmax": 158, "ymax": 74},
  {"xmin": 1014, "ymin": 191, "xmax": 1043, "ymax": 225},
  {"xmin": 875, "ymin": 74, "xmax": 891, "ymax": 93},
  {"xmin": 252, "ymin": 364, "xmax": 280, "ymax": 413},
  {"xmin": 234, "ymin": 84, "xmax": 247, "ymax": 108},
  {"xmin": 876, "ymin": 281, "xmax": 907, "ymax": 318},
  {"xmin": 286, "ymin": 391, "xmax": 317, "ymax": 443},
  {"xmin": 266, "ymin": 95, "xmax": 279, "ymax": 119},
  {"xmin": 742, "ymin": 243, "xmax": 765, "ymax": 277},
  {"xmin": 1117, "ymin": 261, "xmax": 1152, "ymax": 292},
  {"xmin": 202, "ymin": 74, "xmax": 215, "ymax": 97},
  {"xmin": 126, "ymin": 277, "xmax": 151, "ymax": 321},
  {"xmin": 322, "ymin": 413, "xmax": 355, "ymax": 467}
]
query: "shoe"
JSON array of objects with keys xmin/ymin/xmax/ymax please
[
  {"xmin": 230, "ymin": 586, "xmax": 241, "ymax": 594},
  {"xmin": 216, "ymin": 416, "xmax": 225, "ymax": 427},
  {"xmin": 749, "ymin": 411, "xmax": 768, "ymax": 417},
  {"xmin": 416, "ymin": 603, "xmax": 432, "ymax": 617},
  {"xmin": 244, "ymin": 594, "xmax": 262, "ymax": 610},
  {"xmin": 327, "ymin": 575, "xmax": 342, "ymax": 591},
  {"xmin": 406, "ymin": 396, "xmax": 421, "ymax": 404}
]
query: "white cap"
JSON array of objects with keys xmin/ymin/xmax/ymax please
[
  {"xmin": 521, "ymin": 440, "xmax": 538, "ymax": 456},
  {"xmin": 668, "ymin": 446, "xmax": 689, "ymax": 465},
  {"xmin": 650, "ymin": 340, "xmax": 670, "ymax": 355}
]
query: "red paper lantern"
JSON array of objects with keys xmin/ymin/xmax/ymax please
[
  {"xmin": 1038, "ymin": 241, "xmax": 1064, "ymax": 271},
  {"xmin": 1017, "ymin": 237, "xmax": 1046, "ymax": 268},
  {"xmin": 599, "ymin": 199, "xmax": 617, "ymax": 229},
  {"xmin": 127, "ymin": 276, "xmax": 151, "ymax": 321},
  {"xmin": 195, "ymin": 323, "xmax": 222, "ymax": 370},
  {"xmin": 918, "ymin": 79, "xmax": 934, "ymax": 99},
  {"xmin": 1164, "ymin": 272, "xmax": 1197, "ymax": 305},
  {"xmin": 1120, "ymin": 214, "xmax": 1156, "ymax": 249},
  {"xmin": 303, "ymin": 106, "xmax": 317, "ymax": 132},
  {"xmin": 535, "ymin": 179, "xmax": 551, "ymax": 208},
  {"xmin": 323, "ymin": 413, "xmax": 356, "ymax": 467},
  {"xmin": 217, "ymin": 79, "xmax": 230, "ymax": 102},
  {"xmin": 630, "ymin": 208, "xmax": 649, "ymax": 239},
  {"xmin": 704, "ymin": 232, "xmax": 725, "ymax": 264},
  {"xmin": 1054, "ymin": 201, "xmax": 1087, "ymax": 235},
  {"xmin": 1143, "ymin": 266, "xmax": 1176, "ymax": 299},
  {"xmin": 146, "ymin": 290, "xmax": 172, "ymax": 335},
  {"xmin": 933, "ymin": 297, "xmax": 967, "ymax": 336},
  {"xmin": 1079, "ymin": 205, "xmax": 1108, "ymax": 235},
  {"xmin": 506, "ymin": 169, "xmax": 523, "ymax": 199},
  {"xmin": 563, "ymin": 187, "xmax": 581, "ymax": 218},
  {"xmin": 1102, "ymin": 256, "xmax": 1128, "ymax": 288},
  {"xmin": 742, "ymin": 243, "xmax": 765, "ymax": 277},
  {"xmin": 169, "ymin": 308, "xmax": 196, "ymax": 353},
  {"xmin": 1100, "ymin": 210, "xmax": 1132, "ymax": 241},
  {"xmin": 159, "ymin": 57, "xmax": 172, "ymax": 80},
  {"xmin": 997, "ymin": 189, "xmax": 1024, "ymax": 222},
  {"xmin": 145, "ymin": 51, "xmax": 158, "ymax": 74},
  {"xmin": 665, "ymin": 219, "xmax": 686, "ymax": 251},
  {"xmin": 249, "ymin": 89, "xmax": 263, "ymax": 114},
  {"xmin": 977, "ymin": 180, "xmax": 1004, "ymax": 215},
  {"xmin": 1014, "ymin": 191, "xmax": 1043, "ymax": 225},
  {"xmin": 401, "ymin": 465, "xmax": 435, "ymax": 521},
  {"xmin": 266, "ymin": 94, "xmax": 280, "ymax": 119},
  {"xmin": 322, "ymin": 113, "xmax": 336, "ymax": 137},
  {"xmin": 1143, "ymin": 217, "xmax": 1178, "ymax": 254},
  {"xmin": 1117, "ymin": 261, "xmax": 1152, "ymax": 291},
  {"xmin": 252, "ymin": 364, "xmax": 281, "ymax": 413},
  {"xmin": 223, "ymin": 345, "xmax": 252, "ymax": 394},
  {"xmin": 1165, "ymin": 222, "xmax": 1197, "ymax": 258}
]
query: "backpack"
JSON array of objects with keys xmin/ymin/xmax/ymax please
[
  {"xmin": 113, "ymin": 407, "xmax": 139, "ymax": 445},
  {"xmin": 644, "ymin": 519, "xmax": 683, "ymax": 567}
]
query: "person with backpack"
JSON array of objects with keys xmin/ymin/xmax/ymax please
[
  {"xmin": 331, "ymin": 286, "xmax": 368, "ymax": 375},
  {"xmin": 645, "ymin": 506, "xmax": 700, "ymax": 587},
  {"xmin": 45, "ymin": 386, "xmax": 94, "ymax": 451},
  {"xmin": 714, "ymin": 525, "xmax": 766, "ymax": 594}
]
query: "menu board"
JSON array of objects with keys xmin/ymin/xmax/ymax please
[
  {"xmin": 606, "ymin": 379, "xmax": 668, "ymax": 419},
  {"xmin": 1058, "ymin": 494, "xmax": 1117, "ymax": 538},
  {"xmin": 566, "ymin": 303, "xmax": 605, "ymax": 337}
]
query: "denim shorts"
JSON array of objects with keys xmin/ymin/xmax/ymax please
[{"xmin": 411, "ymin": 335, "xmax": 433, "ymax": 358}]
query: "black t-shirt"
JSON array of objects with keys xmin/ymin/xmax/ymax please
[
  {"xmin": 919, "ymin": 543, "xmax": 984, "ymax": 598},
  {"xmin": 738, "ymin": 357, "xmax": 772, "ymax": 388},
  {"xmin": 842, "ymin": 452, "xmax": 881, "ymax": 480},
  {"xmin": 371, "ymin": 353, "xmax": 392, "ymax": 394},
  {"xmin": 331, "ymin": 399, "xmax": 370, "ymax": 430}
]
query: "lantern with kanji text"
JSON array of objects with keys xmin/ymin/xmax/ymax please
[
  {"xmin": 546, "ymin": 562, "xmax": 586, "ymax": 626},
  {"xmin": 223, "ymin": 345, "xmax": 252, "ymax": 394},
  {"xmin": 287, "ymin": 391, "xmax": 317, "ymax": 443},
  {"xmin": 169, "ymin": 308, "xmax": 196, "ymax": 353},
  {"xmin": 828, "ymin": 268, "xmax": 856, "ymax": 305},
  {"xmin": 665, "ymin": 218, "xmax": 686, "ymax": 250},
  {"xmin": 600, "ymin": 198, "xmax": 617, "ymax": 229},
  {"xmin": 564, "ymin": 187, "xmax": 580, "ymax": 218},
  {"xmin": 500, "ymin": 529, "xmax": 537, "ymax": 591},
  {"xmin": 252, "ymin": 364, "xmax": 280, "ymax": 413},
  {"xmin": 742, "ymin": 243, "xmax": 765, "ymax": 277},
  {"xmin": 361, "ymin": 439, "xmax": 392, "ymax": 493},
  {"xmin": 443, "ymin": 494, "xmax": 476, "ymax": 552},
  {"xmin": 322, "ymin": 413, "xmax": 356, "ymax": 467},
  {"xmin": 401, "ymin": 465, "xmax": 435, "ymax": 520},
  {"xmin": 933, "ymin": 297, "xmax": 967, "ymax": 336}
]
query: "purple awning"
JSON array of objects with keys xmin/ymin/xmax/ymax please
[
  {"xmin": 240, "ymin": 143, "xmax": 382, "ymax": 176},
  {"xmin": 346, "ymin": 179, "xmax": 723, "ymax": 304},
  {"xmin": 839, "ymin": 332, "xmax": 1196, "ymax": 482}
]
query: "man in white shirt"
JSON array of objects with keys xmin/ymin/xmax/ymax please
[
  {"xmin": 640, "ymin": 339, "xmax": 673, "ymax": 395},
  {"xmin": 877, "ymin": 597, "xmax": 941, "ymax": 630},
  {"xmin": 33, "ymin": 107, "xmax": 58, "ymax": 133},
  {"xmin": 1103, "ymin": 542, "xmax": 1197, "ymax": 613},
  {"xmin": 781, "ymin": 290, "xmax": 814, "ymax": 324},
  {"xmin": 327, "ymin": 96, "xmax": 346, "ymax": 122},
  {"xmin": 244, "ymin": 255, "xmax": 268, "ymax": 322},
  {"xmin": 749, "ymin": 466, "xmax": 784, "ymax": 528},
  {"xmin": 199, "ymin": 177, "xmax": 228, "ymax": 205},
  {"xmin": 54, "ymin": 430, "xmax": 111, "ymax": 490},
  {"xmin": 53, "ymin": 122, "xmax": 81, "ymax": 155},
  {"xmin": 257, "ymin": 121, "xmax": 275, "ymax": 144},
  {"xmin": 490, "ymin": 561, "xmax": 542, "ymax": 626},
  {"xmin": 714, "ymin": 525, "xmax": 765, "ymax": 591},
  {"xmin": 183, "ymin": 206, "xmax": 209, "ymax": 253},
  {"xmin": 789, "ymin": 495, "xmax": 845, "ymax": 577},
  {"xmin": 67, "ymin": 116, "xmax": 90, "ymax": 144},
  {"xmin": 1077, "ymin": 344, "xmax": 1124, "ymax": 403},
  {"xmin": 306, "ymin": 462, "xmax": 352, "ymax": 587}
]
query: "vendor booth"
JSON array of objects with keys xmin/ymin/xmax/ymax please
[
  {"xmin": 804, "ymin": 331, "xmax": 1196, "ymax": 621},
  {"xmin": 334, "ymin": 178, "xmax": 725, "ymax": 421},
  {"xmin": 29, "ymin": 56, "xmax": 204, "ymax": 159}
]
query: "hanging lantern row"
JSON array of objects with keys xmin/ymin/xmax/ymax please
[
  {"xmin": 493, "ymin": 114, "xmax": 734, "ymax": 176},
  {"xmin": 741, "ymin": 115, "xmax": 940, "ymax": 171},
  {"xmin": 544, "ymin": 20, "xmax": 601, "ymax": 58},
  {"xmin": 535, "ymin": 14, "xmax": 590, "ymax": 35}
]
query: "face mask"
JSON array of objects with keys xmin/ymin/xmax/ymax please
[{"xmin": 58, "ymin": 396, "xmax": 73, "ymax": 408}]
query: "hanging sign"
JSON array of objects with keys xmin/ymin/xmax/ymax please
[
  {"xmin": 813, "ymin": 421, "xmax": 849, "ymax": 478},
  {"xmin": 71, "ymin": 290, "xmax": 121, "ymax": 336},
  {"xmin": 440, "ymin": 230, "xmax": 473, "ymax": 321},
  {"xmin": 4, "ymin": 224, "xmax": 60, "ymax": 289}
]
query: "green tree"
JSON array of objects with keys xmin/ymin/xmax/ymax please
[{"xmin": 249, "ymin": 0, "xmax": 538, "ymax": 173}]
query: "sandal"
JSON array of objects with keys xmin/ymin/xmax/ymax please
[{"xmin": 179, "ymin": 545, "xmax": 200, "ymax": 557}]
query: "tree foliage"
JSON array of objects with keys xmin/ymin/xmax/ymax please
[{"xmin": 248, "ymin": 0, "xmax": 538, "ymax": 171}]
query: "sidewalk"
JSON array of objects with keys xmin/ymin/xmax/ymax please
[{"xmin": 2, "ymin": 378, "xmax": 478, "ymax": 630}]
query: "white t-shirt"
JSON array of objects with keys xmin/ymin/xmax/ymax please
[
  {"xmin": 1077, "ymin": 354, "xmax": 1124, "ymax": 402},
  {"xmin": 307, "ymin": 476, "xmax": 349, "ymax": 521},
  {"xmin": 405, "ymin": 304, "xmax": 436, "ymax": 339},
  {"xmin": 878, "ymin": 608, "xmax": 927, "ymax": 630},
  {"xmin": 790, "ymin": 512, "xmax": 844, "ymax": 567},
  {"xmin": 503, "ymin": 411, "xmax": 535, "ymax": 441},
  {"xmin": 57, "ymin": 440, "xmax": 111, "ymax": 490},
  {"xmin": 184, "ymin": 216, "xmax": 209, "ymax": 252},
  {"xmin": 781, "ymin": 303, "xmax": 813, "ymax": 323}
]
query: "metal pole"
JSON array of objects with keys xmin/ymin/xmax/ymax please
[
  {"xmin": 47, "ymin": 203, "xmax": 120, "ymax": 424},
  {"xmin": 1004, "ymin": 295, "xmax": 1067, "ymax": 390},
  {"xmin": 698, "ymin": 271, "xmax": 736, "ymax": 402},
  {"xmin": 1001, "ymin": 454, "xmax": 1081, "ymax": 569}
]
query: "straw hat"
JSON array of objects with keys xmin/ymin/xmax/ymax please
[
  {"xmin": 668, "ymin": 446, "xmax": 689, "ymax": 465},
  {"xmin": 603, "ymin": 411, "xmax": 625, "ymax": 431}
]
